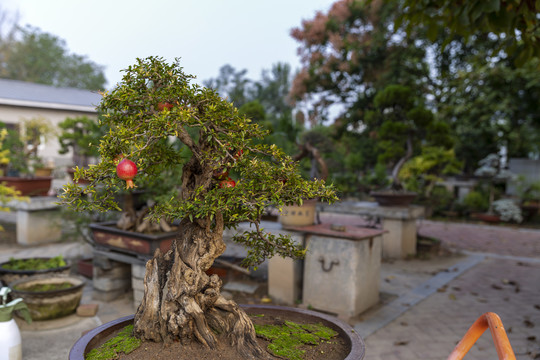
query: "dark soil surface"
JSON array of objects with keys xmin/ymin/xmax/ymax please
[{"xmin": 116, "ymin": 310, "xmax": 350, "ymax": 360}]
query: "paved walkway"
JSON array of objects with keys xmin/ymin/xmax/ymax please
[
  {"xmin": 359, "ymin": 219, "xmax": 540, "ymax": 360},
  {"xmin": 418, "ymin": 219, "xmax": 540, "ymax": 258}
]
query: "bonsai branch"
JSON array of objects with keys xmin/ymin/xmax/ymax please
[
  {"xmin": 391, "ymin": 135, "xmax": 413, "ymax": 191},
  {"xmin": 293, "ymin": 141, "xmax": 328, "ymax": 181}
]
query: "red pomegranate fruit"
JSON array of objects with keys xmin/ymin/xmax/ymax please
[
  {"xmin": 219, "ymin": 178, "xmax": 236, "ymax": 188},
  {"xmin": 157, "ymin": 102, "xmax": 174, "ymax": 111},
  {"xmin": 116, "ymin": 158, "xmax": 138, "ymax": 189}
]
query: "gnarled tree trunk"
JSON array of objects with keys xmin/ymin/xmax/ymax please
[{"xmin": 133, "ymin": 157, "xmax": 268, "ymax": 359}]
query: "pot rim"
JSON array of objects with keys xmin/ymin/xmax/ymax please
[
  {"xmin": 0, "ymin": 176, "xmax": 53, "ymax": 181},
  {"xmin": 9, "ymin": 274, "xmax": 86, "ymax": 296},
  {"xmin": 69, "ymin": 304, "xmax": 365, "ymax": 360},
  {"xmin": 89, "ymin": 221, "xmax": 177, "ymax": 240}
]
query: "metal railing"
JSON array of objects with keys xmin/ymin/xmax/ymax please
[{"xmin": 447, "ymin": 312, "xmax": 516, "ymax": 360}]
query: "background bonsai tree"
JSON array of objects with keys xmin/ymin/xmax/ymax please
[
  {"xmin": 57, "ymin": 115, "xmax": 104, "ymax": 168},
  {"xmin": 473, "ymin": 153, "xmax": 518, "ymax": 216},
  {"xmin": 365, "ymin": 84, "xmax": 454, "ymax": 192},
  {"xmin": 60, "ymin": 57, "xmax": 336, "ymax": 358}
]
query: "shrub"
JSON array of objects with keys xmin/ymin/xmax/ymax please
[{"xmin": 463, "ymin": 191, "xmax": 489, "ymax": 213}]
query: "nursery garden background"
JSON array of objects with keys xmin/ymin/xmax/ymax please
[{"xmin": 1, "ymin": 0, "xmax": 540, "ymax": 226}]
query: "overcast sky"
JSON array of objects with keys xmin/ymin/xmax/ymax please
[{"xmin": 3, "ymin": 0, "xmax": 336, "ymax": 89}]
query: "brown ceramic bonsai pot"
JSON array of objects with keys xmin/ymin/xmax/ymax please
[
  {"xmin": 0, "ymin": 176, "xmax": 53, "ymax": 196},
  {"xmin": 471, "ymin": 212, "xmax": 501, "ymax": 224},
  {"xmin": 89, "ymin": 221, "xmax": 177, "ymax": 257},
  {"xmin": 69, "ymin": 305, "xmax": 365, "ymax": 360}
]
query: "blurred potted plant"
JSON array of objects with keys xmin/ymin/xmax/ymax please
[
  {"xmin": 61, "ymin": 57, "xmax": 342, "ymax": 359},
  {"xmin": 0, "ymin": 128, "xmax": 28, "ymax": 233},
  {"xmin": 399, "ymin": 146, "xmax": 462, "ymax": 216},
  {"xmin": 0, "ymin": 118, "xmax": 56, "ymax": 196},
  {"xmin": 57, "ymin": 115, "xmax": 104, "ymax": 183},
  {"xmin": 365, "ymin": 84, "xmax": 454, "ymax": 206},
  {"xmin": 471, "ymin": 154, "xmax": 521, "ymax": 223}
]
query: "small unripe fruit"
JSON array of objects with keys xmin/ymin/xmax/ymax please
[{"xmin": 116, "ymin": 159, "xmax": 138, "ymax": 189}]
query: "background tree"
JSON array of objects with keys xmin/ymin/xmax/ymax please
[
  {"xmin": 290, "ymin": 0, "xmax": 432, "ymax": 126},
  {"xmin": 439, "ymin": 56, "xmax": 540, "ymax": 173},
  {"xmin": 289, "ymin": 0, "xmax": 435, "ymax": 196},
  {"xmin": 365, "ymin": 84, "xmax": 454, "ymax": 190},
  {"xmin": 0, "ymin": 20, "xmax": 106, "ymax": 90},
  {"xmin": 397, "ymin": 0, "xmax": 540, "ymax": 66},
  {"xmin": 203, "ymin": 64, "xmax": 252, "ymax": 108},
  {"xmin": 61, "ymin": 57, "xmax": 336, "ymax": 358},
  {"xmin": 0, "ymin": 6, "xmax": 18, "ymax": 70},
  {"xmin": 206, "ymin": 62, "xmax": 302, "ymax": 155},
  {"xmin": 394, "ymin": 0, "xmax": 540, "ymax": 174}
]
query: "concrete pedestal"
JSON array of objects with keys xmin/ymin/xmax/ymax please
[
  {"xmin": 286, "ymin": 224, "xmax": 383, "ymax": 318},
  {"xmin": 5, "ymin": 197, "xmax": 62, "ymax": 245},
  {"xmin": 268, "ymin": 250, "xmax": 303, "ymax": 305},
  {"xmin": 91, "ymin": 251, "xmax": 134, "ymax": 302},
  {"xmin": 319, "ymin": 202, "xmax": 425, "ymax": 259},
  {"xmin": 225, "ymin": 221, "xmax": 304, "ymax": 305},
  {"xmin": 90, "ymin": 248, "xmax": 150, "ymax": 304},
  {"xmin": 132, "ymin": 263, "xmax": 146, "ymax": 309}
]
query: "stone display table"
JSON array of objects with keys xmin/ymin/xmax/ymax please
[
  {"xmin": 284, "ymin": 223, "xmax": 384, "ymax": 318},
  {"xmin": 4, "ymin": 196, "xmax": 62, "ymax": 245},
  {"xmin": 318, "ymin": 201, "xmax": 425, "ymax": 259}
]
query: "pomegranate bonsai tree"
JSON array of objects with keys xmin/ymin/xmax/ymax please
[{"xmin": 60, "ymin": 57, "xmax": 336, "ymax": 358}]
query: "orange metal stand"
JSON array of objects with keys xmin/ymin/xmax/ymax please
[{"xmin": 447, "ymin": 312, "xmax": 516, "ymax": 360}]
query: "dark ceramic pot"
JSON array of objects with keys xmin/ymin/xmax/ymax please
[
  {"xmin": 69, "ymin": 305, "xmax": 365, "ymax": 360},
  {"xmin": 370, "ymin": 191, "xmax": 417, "ymax": 207}
]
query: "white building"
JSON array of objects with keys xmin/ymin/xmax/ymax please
[{"xmin": 0, "ymin": 78, "xmax": 102, "ymax": 167}]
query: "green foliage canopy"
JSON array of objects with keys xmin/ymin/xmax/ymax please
[{"xmin": 397, "ymin": 0, "xmax": 540, "ymax": 67}]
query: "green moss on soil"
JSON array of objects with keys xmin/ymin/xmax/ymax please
[
  {"xmin": 14, "ymin": 282, "xmax": 73, "ymax": 292},
  {"xmin": 2, "ymin": 256, "xmax": 66, "ymax": 270},
  {"xmin": 254, "ymin": 319, "xmax": 338, "ymax": 360},
  {"xmin": 85, "ymin": 325, "xmax": 141, "ymax": 360}
]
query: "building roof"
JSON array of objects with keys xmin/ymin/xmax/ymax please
[{"xmin": 0, "ymin": 78, "xmax": 102, "ymax": 112}]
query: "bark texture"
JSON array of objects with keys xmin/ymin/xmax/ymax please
[{"xmin": 133, "ymin": 158, "xmax": 267, "ymax": 359}]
